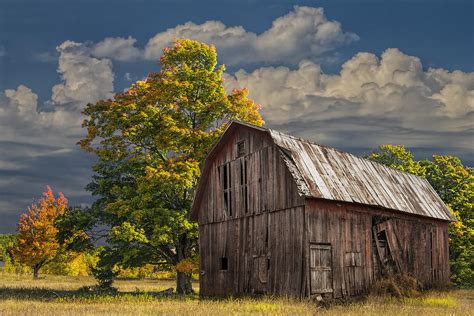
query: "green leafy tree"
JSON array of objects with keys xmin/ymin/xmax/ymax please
[
  {"xmin": 41, "ymin": 248, "xmax": 97, "ymax": 276},
  {"xmin": 76, "ymin": 39, "xmax": 263, "ymax": 293},
  {"xmin": 0, "ymin": 234, "xmax": 31, "ymax": 274},
  {"xmin": 0, "ymin": 234, "xmax": 17, "ymax": 271},
  {"xmin": 368, "ymin": 145, "xmax": 474, "ymax": 287},
  {"xmin": 366, "ymin": 144, "xmax": 426, "ymax": 176},
  {"xmin": 422, "ymin": 156, "xmax": 474, "ymax": 287}
]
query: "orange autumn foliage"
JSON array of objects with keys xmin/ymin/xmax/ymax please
[
  {"xmin": 11, "ymin": 186, "xmax": 68, "ymax": 278},
  {"xmin": 175, "ymin": 259, "xmax": 198, "ymax": 274}
]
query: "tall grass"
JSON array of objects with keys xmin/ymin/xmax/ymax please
[{"xmin": 0, "ymin": 273, "xmax": 472, "ymax": 315}]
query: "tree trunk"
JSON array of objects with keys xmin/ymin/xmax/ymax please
[
  {"xmin": 176, "ymin": 271, "xmax": 193, "ymax": 294},
  {"xmin": 175, "ymin": 233, "xmax": 194, "ymax": 294},
  {"xmin": 33, "ymin": 265, "xmax": 39, "ymax": 279}
]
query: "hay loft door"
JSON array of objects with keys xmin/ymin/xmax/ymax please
[{"xmin": 309, "ymin": 243, "xmax": 333, "ymax": 295}]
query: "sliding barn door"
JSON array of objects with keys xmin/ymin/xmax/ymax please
[{"xmin": 310, "ymin": 244, "xmax": 333, "ymax": 294}]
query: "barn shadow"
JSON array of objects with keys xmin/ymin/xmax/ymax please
[
  {"xmin": 0, "ymin": 286, "xmax": 180, "ymax": 301},
  {"xmin": 0, "ymin": 287, "xmax": 77, "ymax": 300}
]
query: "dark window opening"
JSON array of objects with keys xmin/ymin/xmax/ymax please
[
  {"xmin": 237, "ymin": 140, "xmax": 245, "ymax": 158},
  {"xmin": 265, "ymin": 224, "xmax": 269, "ymax": 247},
  {"xmin": 377, "ymin": 230, "xmax": 388, "ymax": 242},
  {"xmin": 223, "ymin": 164, "xmax": 228, "ymax": 190},
  {"xmin": 219, "ymin": 257, "xmax": 228, "ymax": 271},
  {"xmin": 376, "ymin": 230, "xmax": 390, "ymax": 258},
  {"xmin": 240, "ymin": 158, "xmax": 249, "ymax": 214},
  {"xmin": 221, "ymin": 162, "xmax": 232, "ymax": 217},
  {"xmin": 267, "ymin": 258, "xmax": 270, "ymax": 271},
  {"xmin": 244, "ymin": 187, "xmax": 248, "ymax": 213},
  {"xmin": 240, "ymin": 160, "xmax": 244, "ymax": 185}
]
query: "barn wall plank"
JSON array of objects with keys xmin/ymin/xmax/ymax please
[{"xmin": 304, "ymin": 199, "xmax": 450, "ymax": 298}]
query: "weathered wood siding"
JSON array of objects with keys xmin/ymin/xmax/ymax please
[
  {"xmin": 197, "ymin": 126, "xmax": 304, "ymax": 225},
  {"xmin": 305, "ymin": 199, "xmax": 450, "ymax": 298},
  {"xmin": 199, "ymin": 207, "xmax": 307, "ymax": 297},
  {"xmin": 197, "ymin": 126, "xmax": 305, "ymax": 296},
  {"xmin": 195, "ymin": 123, "xmax": 451, "ymax": 298}
]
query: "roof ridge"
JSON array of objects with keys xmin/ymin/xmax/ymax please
[{"xmin": 268, "ymin": 128, "xmax": 427, "ymax": 181}]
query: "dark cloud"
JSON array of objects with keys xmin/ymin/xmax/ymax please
[{"xmin": 0, "ymin": 143, "xmax": 95, "ymax": 233}]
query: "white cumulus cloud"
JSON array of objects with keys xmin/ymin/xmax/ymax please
[
  {"xmin": 224, "ymin": 48, "xmax": 474, "ymax": 153},
  {"xmin": 92, "ymin": 36, "xmax": 142, "ymax": 61},
  {"xmin": 46, "ymin": 6, "xmax": 356, "ymax": 68},
  {"xmin": 51, "ymin": 40, "xmax": 115, "ymax": 105},
  {"xmin": 4, "ymin": 85, "xmax": 38, "ymax": 115},
  {"xmin": 1, "ymin": 40, "xmax": 117, "ymax": 147},
  {"xmin": 144, "ymin": 6, "xmax": 358, "ymax": 65}
]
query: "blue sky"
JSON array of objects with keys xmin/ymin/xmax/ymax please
[
  {"xmin": 2, "ymin": 0, "xmax": 473, "ymax": 101},
  {"xmin": 0, "ymin": 0, "xmax": 473, "ymax": 233}
]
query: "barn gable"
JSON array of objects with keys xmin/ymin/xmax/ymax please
[
  {"xmin": 191, "ymin": 121, "xmax": 304, "ymax": 222},
  {"xmin": 191, "ymin": 121, "xmax": 455, "ymax": 222}
]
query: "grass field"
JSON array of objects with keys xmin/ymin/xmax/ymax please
[{"xmin": 0, "ymin": 273, "xmax": 472, "ymax": 315}]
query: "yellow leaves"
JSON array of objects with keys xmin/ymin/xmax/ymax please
[
  {"xmin": 145, "ymin": 158, "xmax": 200, "ymax": 190},
  {"xmin": 151, "ymin": 226, "xmax": 173, "ymax": 245},
  {"xmin": 228, "ymin": 88, "xmax": 264, "ymax": 127},
  {"xmin": 135, "ymin": 80, "xmax": 150, "ymax": 89},
  {"xmin": 110, "ymin": 222, "xmax": 149, "ymax": 244}
]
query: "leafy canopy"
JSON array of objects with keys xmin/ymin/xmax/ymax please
[{"xmin": 76, "ymin": 39, "xmax": 263, "ymax": 292}]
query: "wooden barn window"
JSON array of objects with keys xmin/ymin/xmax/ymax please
[
  {"xmin": 240, "ymin": 158, "xmax": 249, "ymax": 213},
  {"xmin": 237, "ymin": 140, "xmax": 246, "ymax": 158},
  {"xmin": 219, "ymin": 257, "xmax": 228, "ymax": 271},
  {"xmin": 219, "ymin": 163, "xmax": 232, "ymax": 217}
]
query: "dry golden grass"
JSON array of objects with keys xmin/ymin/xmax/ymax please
[{"xmin": 0, "ymin": 273, "xmax": 472, "ymax": 315}]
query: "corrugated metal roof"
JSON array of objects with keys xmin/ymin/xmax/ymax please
[{"xmin": 269, "ymin": 129, "xmax": 456, "ymax": 221}]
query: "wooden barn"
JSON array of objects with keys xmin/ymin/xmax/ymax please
[{"xmin": 190, "ymin": 121, "xmax": 455, "ymax": 298}]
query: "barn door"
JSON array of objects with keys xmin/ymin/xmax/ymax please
[
  {"xmin": 310, "ymin": 244, "xmax": 333, "ymax": 294},
  {"xmin": 373, "ymin": 219, "xmax": 403, "ymax": 275}
]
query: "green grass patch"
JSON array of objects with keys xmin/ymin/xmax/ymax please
[{"xmin": 404, "ymin": 295, "xmax": 457, "ymax": 308}]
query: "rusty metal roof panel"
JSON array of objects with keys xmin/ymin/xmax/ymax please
[{"xmin": 268, "ymin": 128, "xmax": 455, "ymax": 221}]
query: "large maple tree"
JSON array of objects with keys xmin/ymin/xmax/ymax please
[{"xmin": 76, "ymin": 39, "xmax": 263, "ymax": 293}]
